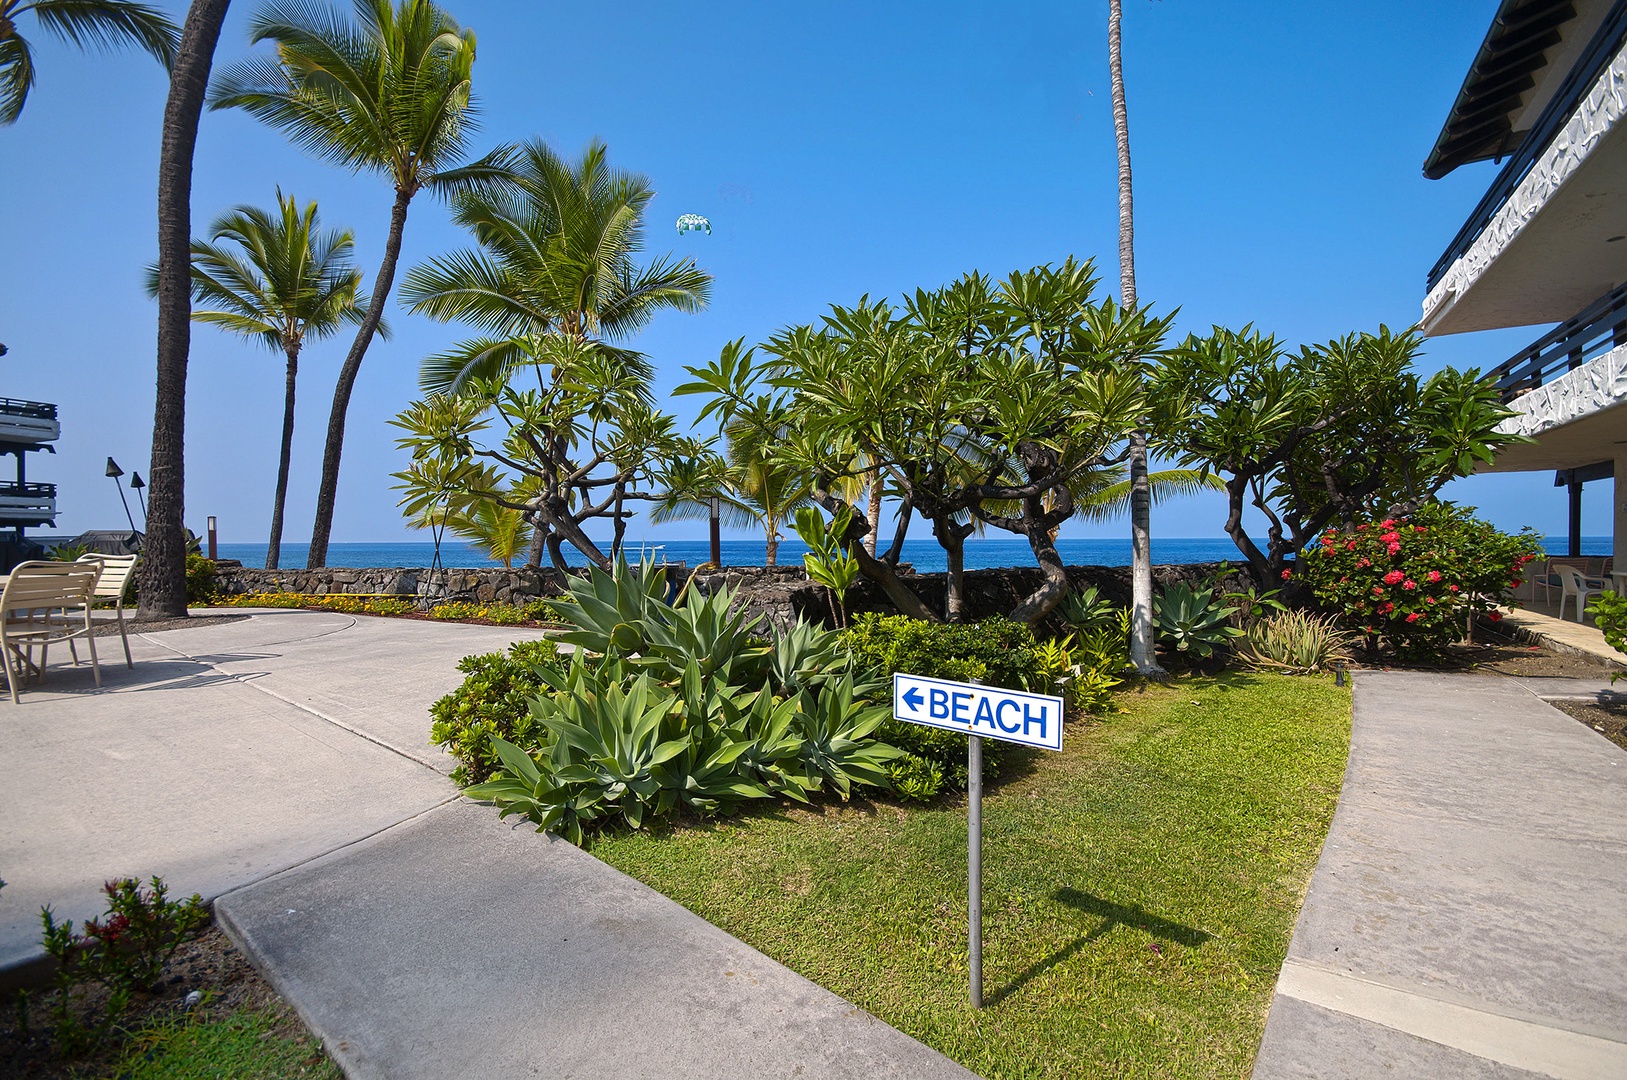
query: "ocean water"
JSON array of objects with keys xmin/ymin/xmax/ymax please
[
  {"xmin": 218, "ymin": 537, "xmax": 1243, "ymax": 572},
  {"xmin": 213, "ymin": 534, "xmax": 1615, "ymax": 572}
]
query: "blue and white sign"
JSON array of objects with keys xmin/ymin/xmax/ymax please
[{"xmin": 892, "ymin": 673, "xmax": 1065, "ymax": 752}]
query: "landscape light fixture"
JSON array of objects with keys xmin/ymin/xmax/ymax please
[
  {"xmin": 130, "ymin": 471, "xmax": 147, "ymax": 523},
  {"xmin": 106, "ymin": 457, "xmax": 138, "ymax": 535}
]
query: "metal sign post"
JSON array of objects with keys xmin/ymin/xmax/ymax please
[
  {"xmin": 891, "ymin": 673, "xmax": 1064, "ymax": 1010},
  {"xmin": 968, "ymin": 732, "xmax": 983, "ymax": 1008}
]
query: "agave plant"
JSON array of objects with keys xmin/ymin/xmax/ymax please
[
  {"xmin": 725, "ymin": 685, "xmax": 818, "ymax": 802},
  {"xmin": 768, "ymin": 618, "xmax": 864, "ymax": 697},
  {"xmin": 642, "ymin": 586, "xmax": 770, "ymax": 684},
  {"xmin": 468, "ymin": 674, "xmax": 690, "ymax": 844},
  {"xmin": 793, "ymin": 674, "xmax": 902, "ymax": 798},
  {"xmin": 1154, "ymin": 582, "xmax": 1243, "ymax": 660},
  {"xmin": 1059, "ymin": 585, "xmax": 1119, "ymax": 634},
  {"xmin": 1237, "ymin": 610, "xmax": 1352, "ymax": 674},
  {"xmin": 548, "ymin": 555, "xmax": 672, "ymax": 657}
]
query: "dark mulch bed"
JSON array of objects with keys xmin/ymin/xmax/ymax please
[
  {"xmin": 1349, "ymin": 638, "xmax": 1614, "ymax": 679},
  {"xmin": 1548, "ymin": 700, "xmax": 1627, "ymax": 753},
  {"xmin": 100, "ymin": 613, "xmax": 249, "ymax": 637},
  {"xmin": 0, "ymin": 926, "xmax": 324, "ymax": 1079}
]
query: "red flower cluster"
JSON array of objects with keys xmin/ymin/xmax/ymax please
[{"xmin": 1301, "ymin": 505, "xmax": 1541, "ymax": 661}]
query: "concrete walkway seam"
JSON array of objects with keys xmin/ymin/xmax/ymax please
[
  {"xmin": 1277, "ymin": 959, "xmax": 1627, "ymax": 1080},
  {"xmin": 139, "ymin": 626, "xmax": 447, "ymax": 772}
]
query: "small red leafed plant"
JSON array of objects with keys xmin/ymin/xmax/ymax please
[
  {"xmin": 1298, "ymin": 502, "xmax": 1541, "ymax": 660},
  {"xmin": 39, "ymin": 876, "xmax": 209, "ymax": 1051}
]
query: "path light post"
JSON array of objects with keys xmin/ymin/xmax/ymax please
[
  {"xmin": 206, "ymin": 516, "xmax": 217, "ymax": 561},
  {"xmin": 106, "ymin": 457, "xmax": 138, "ymax": 535},
  {"xmin": 130, "ymin": 471, "xmax": 148, "ymax": 525},
  {"xmin": 709, "ymin": 496, "xmax": 722, "ymax": 568}
]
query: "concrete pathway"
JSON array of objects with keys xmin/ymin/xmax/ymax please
[
  {"xmin": 0, "ymin": 609, "xmax": 547, "ymax": 977},
  {"xmin": 0, "ymin": 609, "xmax": 972, "ymax": 1078},
  {"xmin": 216, "ymin": 799, "xmax": 974, "ymax": 1080},
  {"xmin": 1252, "ymin": 670, "xmax": 1627, "ymax": 1080},
  {"xmin": 1498, "ymin": 604, "xmax": 1624, "ymax": 669}
]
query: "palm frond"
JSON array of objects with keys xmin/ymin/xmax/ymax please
[
  {"xmin": 0, "ymin": 31, "xmax": 36, "ymax": 125},
  {"xmin": 26, "ymin": 0, "xmax": 178, "ymax": 67}
]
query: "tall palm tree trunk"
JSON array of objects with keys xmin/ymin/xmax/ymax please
[
  {"xmin": 266, "ymin": 344, "xmax": 299, "ymax": 569},
  {"xmin": 140, "ymin": 0, "xmax": 230, "ymax": 619},
  {"xmin": 307, "ymin": 185, "xmax": 413, "ymax": 568},
  {"xmin": 1109, "ymin": 0, "xmax": 1163, "ymax": 675},
  {"xmin": 865, "ymin": 472, "xmax": 882, "ymax": 556}
]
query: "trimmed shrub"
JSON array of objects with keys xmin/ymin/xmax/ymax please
[
  {"xmin": 429, "ymin": 639, "xmax": 560, "ymax": 785},
  {"xmin": 841, "ymin": 614, "xmax": 1042, "ymax": 789},
  {"xmin": 184, "ymin": 554, "xmax": 217, "ymax": 605},
  {"xmin": 1585, "ymin": 591, "xmax": 1627, "ymax": 681},
  {"xmin": 215, "ymin": 592, "xmax": 415, "ymax": 616},
  {"xmin": 1299, "ymin": 502, "xmax": 1541, "ymax": 660},
  {"xmin": 842, "ymin": 613, "xmax": 1039, "ymax": 689}
]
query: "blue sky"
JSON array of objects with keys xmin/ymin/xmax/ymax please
[{"xmin": 0, "ymin": 0, "xmax": 1595, "ymax": 547}]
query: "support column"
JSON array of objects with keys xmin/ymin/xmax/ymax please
[
  {"xmin": 1570, "ymin": 479, "xmax": 1583, "ymax": 558},
  {"xmin": 1615, "ymin": 453, "xmax": 1627, "ymax": 580}
]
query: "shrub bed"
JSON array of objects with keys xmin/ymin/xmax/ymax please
[
  {"xmin": 1300, "ymin": 502, "xmax": 1540, "ymax": 660},
  {"xmin": 445, "ymin": 559, "xmax": 903, "ymax": 844}
]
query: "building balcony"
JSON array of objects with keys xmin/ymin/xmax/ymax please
[
  {"xmin": 1422, "ymin": 10, "xmax": 1627, "ymax": 336},
  {"xmin": 0, "ymin": 398, "xmax": 60, "ymax": 446},
  {"xmin": 1482, "ymin": 283, "xmax": 1627, "ymax": 471},
  {"xmin": 0, "ymin": 480, "xmax": 57, "ymax": 526}
]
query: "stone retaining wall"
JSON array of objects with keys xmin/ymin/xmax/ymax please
[{"xmin": 215, "ymin": 559, "xmax": 1249, "ymax": 628}]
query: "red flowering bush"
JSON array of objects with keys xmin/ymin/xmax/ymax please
[{"xmin": 1299, "ymin": 502, "xmax": 1540, "ymax": 659}]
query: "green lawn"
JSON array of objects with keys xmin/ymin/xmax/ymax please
[
  {"xmin": 109, "ymin": 1008, "xmax": 339, "ymax": 1080},
  {"xmin": 593, "ymin": 672, "xmax": 1351, "ymax": 1080}
]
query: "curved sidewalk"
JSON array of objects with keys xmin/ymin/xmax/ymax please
[
  {"xmin": 1253, "ymin": 670, "xmax": 1627, "ymax": 1079},
  {"xmin": 0, "ymin": 610, "xmax": 972, "ymax": 1078}
]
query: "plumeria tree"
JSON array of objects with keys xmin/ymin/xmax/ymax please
[
  {"xmin": 651, "ymin": 394, "xmax": 811, "ymax": 566},
  {"xmin": 396, "ymin": 138, "xmax": 710, "ymax": 570},
  {"xmin": 1151, "ymin": 325, "xmax": 1526, "ymax": 585},
  {"xmin": 681, "ymin": 258, "xmax": 1172, "ymax": 625}
]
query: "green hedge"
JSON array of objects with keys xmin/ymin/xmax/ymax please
[
  {"xmin": 428, "ymin": 640, "xmax": 560, "ymax": 785},
  {"xmin": 841, "ymin": 614, "xmax": 1043, "ymax": 789}
]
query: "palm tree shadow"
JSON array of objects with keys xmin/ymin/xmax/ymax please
[{"xmin": 985, "ymin": 888, "xmax": 1211, "ymax": 1006}]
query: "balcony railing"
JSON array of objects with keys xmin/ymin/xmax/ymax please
[
  {"xmin": 1427, "ymin": 4, "xmax": 1627, "ymax": 290},
  {"xmin": 0, "ymin": 480, "xmax": 56, "ymax": 525},
  {"xmin": 0, "ymin": 481, "xmax": 57, "ymax": 500},
  {"xmin": 1485, "ymin": 282, "xmax": 1627, "ymax": 401},
  {"xmin": 0, "ymin": 398, "xmax": 57, "ymax": 421}
]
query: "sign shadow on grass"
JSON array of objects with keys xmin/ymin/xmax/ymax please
[{"xmin": 986, "ymin": 887, "xmax": 1211, "ymax": 1006}]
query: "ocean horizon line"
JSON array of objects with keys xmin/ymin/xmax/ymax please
[{"xmin": 213, "ymin": 534, "xmax": 1614, "ymax": 573}]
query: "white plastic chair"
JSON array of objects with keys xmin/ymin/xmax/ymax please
[
  {"xmin": 1557, "ymin": 565, "xmax": 1606, "ymax": 623},
  {"xmin": 79, "ymin": 553, "xmax": 138, "ymax": 667},
  {"xmin": 2, "ymin": 561, "xmax": 102, "ymax": 704}
]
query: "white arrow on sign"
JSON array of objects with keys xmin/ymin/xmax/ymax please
[{"xmin": 892, "ymin": 673, "xmax": 1064, "ymax": 752}]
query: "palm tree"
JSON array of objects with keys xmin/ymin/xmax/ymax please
[
  {"xmin": 209, "ymin": 0, "xmax": 511, "ymax": 569},
  {"xmin": 402, "ymin": 137, "xmax": 711, "ymax": 566},
  {"xmin": 406, "ymin": 138, "xmax": 712, "ymax": 391},
  {"xmin": 0, "ymin": 0, "xmax": 178, "ymax": 124},
  {"xmin": 1108, "ymin": 0, "xmax": 1163, "ymax": 675},
  {"xmin": 141, "ymin": 0, "xmax": 231, "ymax": 621},
  {"xmin": 151, "ymin": 191, "xmax": 374, "ymax": 569}
]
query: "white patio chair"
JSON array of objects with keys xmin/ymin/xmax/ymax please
[
  {"xmin": 79, "ymin": 553, "xmax": 138, "ymax": 667},
  {"xmin": 1531, "ymin": 559, "xmax": 1564, "ymax": 605},
  {"xmin": 1, "ymin": 561, "xmax": 102, "ymax": 704},
  {"xmin": 1556, "ymin": 565, "xmax": 1606, "ymax": 623}
]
